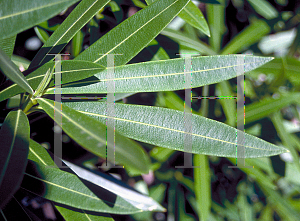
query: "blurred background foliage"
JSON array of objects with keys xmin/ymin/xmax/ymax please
[{"xmin": 2, "ymin": 0, "xmax": 300, "ymax": 220}]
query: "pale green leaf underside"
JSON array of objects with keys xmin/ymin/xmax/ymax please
[
  {"xmin": 0, "ymin": 60, "xmax": 105, "ymax": 102},
  {"xmin": 46, "ymin": 55, "xmax": 274, "ymax": 94},
  {"xmin": 36, "ymin": 98, "xmax": 150, "ymax": 175},
  {"xmin": 64, "ymin": 102, "xmax": 288, "ymax": 158},
  {"xmin": 0, "ymin": 48, "xmax": 33, "ymax": 94},
  {"xmin": 75, "ymin": 0, "xmax": 190, "ymax": 67},
  {"xmin": 0, "ymin": 0, "xmax": 80, "ymax": 40}
]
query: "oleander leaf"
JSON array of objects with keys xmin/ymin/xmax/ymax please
[
  {"xmin": 36, "ymin": 98, "xmax": 150, "ymax": 175},
  {"xmin": 0, "ymin": 60, "xmax": 105, "ymax": 102},
  {"xmin": 75, "ymin": 0, "xmax": 190, "ymax": 67},
  {"xmin": 45, "ymin": 55, "xmax": 273, "ymax": 94},
  {"xmin": 64, "ymin": 102, "xmax": 289, "ymax": 158},
  {"xmin": 0, "ymin": 0, "xmax": 80, "ymax": 40},
  {"xmin": 29, "ymin": 0, "xmax": 110, "ymax": 68},
  {"xmin": 0, "ymin": 48, "xmax": 34, "ymax": 95},
  {"xmin": 0, "ymin": 110, "xmax": 29, "ymax": 208}
]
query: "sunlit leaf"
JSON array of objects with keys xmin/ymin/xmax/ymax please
[{"xmin": 64, "ymin": 102, "xmax": 288, "ymax": 158}]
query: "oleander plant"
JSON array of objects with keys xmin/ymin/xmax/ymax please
[{"xmin": 1, "ymin": 0, "xmax": 300, "ymax": 220}]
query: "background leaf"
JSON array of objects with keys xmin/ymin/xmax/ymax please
[
  {"xmin": 0, "ymin": 36, "xmax": 16, "ymax": 58},
  {"xmin": 0, "ymin": 0, "xmax": 80, "ymax": 40},
  {"xmin": 247, "ymin": 0, "xmax": 278, "ymax": 20},
  {"xmin": 0, "ymin": 110, "xmax": 29, "ymax": 208}
]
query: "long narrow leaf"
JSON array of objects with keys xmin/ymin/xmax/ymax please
[
  {"xmin": 45, "ymin": 55, "xmax": 273, "ymax": 94},
  {"xmin": 0, "ymin": 110, "xmax": 29, "ymax": 208},
  {"xmin": 36, "ymin": 98, "xmax": 150, "ymax": 175},
  {"xmin": 0, "ymin": 0, "xmax": 80, "ymax": 40},
  {"xmin": 0, "ymin": 60, "xmax": 105, "ymax": 102},
  {"xmin": 75, "ymin": 0, "xmax": 190, "ymax": 67},
  {"xmin": 0, "ymin": 36, "xmax": 16, "ymax": 58},
  {"xmin": 0, "ymin": 48, "xmax": 33, "ymax": 94},
  {"xmin": 64, "ymin": 102, "xmax": 288, "ymax": 158},
  {"xmin": 29, "ymin": 0, "xmax": 110, "ymax": 68}
]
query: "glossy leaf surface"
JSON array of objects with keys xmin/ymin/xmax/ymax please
[
  {"xmin": 30, "ymin": 0, "xmax": 110, "ymax": 68},
  {"xmin": 0, "ymin": 0, "xmax": 80, "ymax": 40},
  {"xmin": 0, "ymin": 48, "xmax": 33, "ymax": 94},
  {"xmin": 75, "ymin": 0, "xmax": 190, "ymax": 67},
  {"xmin": 64, "ymin": 102, "xmax": 288, "ymax": 158},
  {"xmin": 0, "ymin": 110, "xmax": 29, "ymax": 208}
]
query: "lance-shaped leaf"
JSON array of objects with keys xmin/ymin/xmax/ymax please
[
  {"xmin": 160, "ymin": 28, "xmax": 216, "ymax": 55},
  {"xmin": 63, "ymin": 160, "xmax": 166, "ymax": 212},
  {"xmin": 0, "ymin": 48, "xmax": 33, "ymax": 94},
  {"xmin": 0, "ymin": 35, "xmax": 16, "ymax": 58},
  {"xmin": 36, "ymin": 98, "xmax": 150, "ymax": 175},
  {"xmin": 0, "ymin": 0, "xmax": 80, "ymax": 40},
  {"xmin": 46, "ymin": 55, "xmax": 273, "ymax": 94},
  {"xmin": 64, "ymin": 102, "xmax": 288, "ymax": 158},
  {"xmin": 75, "ymin": 0, "xmax": 190, "ymax": 67},
  {"xmin": 0, "ymin": 60, "xmax": 105, "ymax": 102},
  {"xmin": 22, "ymin": 160, "xmax": 143, "ymax": 214},
  {"xmin": 30, "ymin": 0, "xmax": 110, "ymax": 68},
  {"xmin": 28, "ymin": 139, "xmax": 164, "ymax": 214},
  {"xmin": 0, "ymin": 110, "xmax": 29, "ymax": 209},
  {"xmin": 247, "ymin": 0, "xmax": 278, "ymax": 20}
]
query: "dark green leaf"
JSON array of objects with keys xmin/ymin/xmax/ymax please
[
  {"xmin": 29, "ymin": 0, "xmax": 110, "ymax": 68},
  {"xmin": 0, "ymin": 35, "xmax": 16, "ymax": 58},
  {"xmin": 0, "ymin": 60, "xmax": 105, "ymax": 102},
  {"xmin": 75, "ymin": 0, "xmax": 190, "ymax": 67},
  {"xmin": 0, "ymin": 48, "xmax": 34, "ymax": 94},
  {"xmin": 0, "ymin": 110, "xmax": 29, "ymax": 208},
  {"xmin": 0, "ymin": 0, "xmax": 80, "ymax": 40}
]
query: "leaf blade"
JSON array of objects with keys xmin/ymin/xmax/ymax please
[
  {"xmin": 75, "ymin": 0, "xmax": 190, "ymax": 67},
  {"xmin": 64, "ymin": 102, "xmax": 289, "ymax": 158},
  {"xmin": 36, "ymin": 98, "xmax": 150, "ymax": 175},
  {"xmin": 0, "ymin": 110, "xmax": 30, "ymax": 208},
  {"xmin": 46, "ymin": 55, "xmax": 273, "ymax": 94},
  {"xmin": 0, "ymin": 0, "xmax": 80, "ymax": 40},
  {"xmin": 0, "ymin": 48, "xmax": 34, "ymax": 94}
]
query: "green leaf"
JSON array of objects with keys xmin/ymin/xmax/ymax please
[
  {"xmin": 29, "ymin": 0, "xmax": 110, "ymax": 68},
  {"xmin": 11, "ymin": 55, "xmax": 30, "ymax": 71},
  {"xmin": 160, "ymin": 28, "xmax": 216, "ymax": 55},
  {"xmin": 247, "ymin": 0, "xmax": 278, "ymax": 20},
  {"xmin": 75, "ymin": 0, "xmax": 190, "ymax": 67},
  {"xmin": 0, "ymin": 48, "xmax": 34, "ymax": 95},
  {"xmin": 238, "ymin": 93, "xmax": 300, "ymax": 125},
  {"xmin": 34, "ymin": 26, "xmax": 50, "ymax": 44},
  {"xmin": 0, "ymin": 60, "xmax": 105, "ymax": 103},
  {"xmin": 72, "ymin": 30, "xmax": 84, "ymax": 58},
  {"xmin": 0, "ymin": 0, "xmax": 80, "ymax": 40},
  {"xmin": 194, "ymin": 154, "xmax": 211, "ymax": 221},
  {"xmin": 0, "ymin": 110, "xmax": 29, "ymax": 208},
  {"xmin": 0, "ymin": 35, "xmax": 16, "ymax": 58},
  {"xmin": 36, "ymin": 98, "xmax": 150, "ymax": 175},
  {"xmin": 64, "ymin": 102, "xmax": 288, "ymax": 158},
  {"xmin": 22, "ymin": 160, "xmax": 143, "ymax": 214},
  {"xmin": 55, "ymin": 205, "xmax": 114, "ymax": 221},
  {"xmin": 206, "ymin": 0, "xmax": 225, "ymax": 51},
  {"xmin": 28, "ymin": 139, "xmax": 164, "ymax": 213},
  {"xmin": 221, "ymin": 19, "xmax": 270, "ymax": 55},
  {"xmin": 178, "ymin": 1, "xmax": 210, "ymax": 36},
  {"xmin": 63, "ymin": 160, "xmax": 165, "ymax": 212},
  {"xmin": 46, "ymin": 55, "xmax": 273, "ymax": 94}
]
